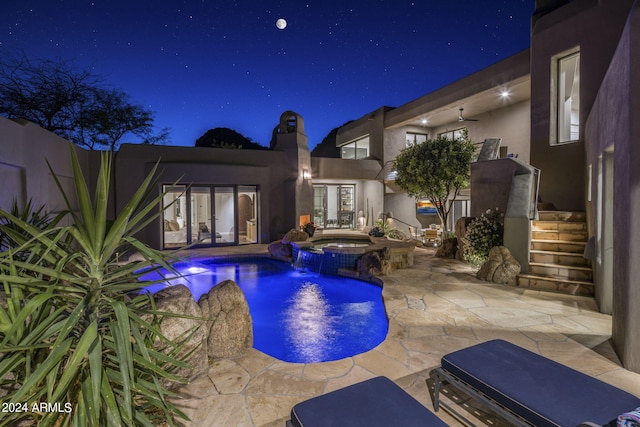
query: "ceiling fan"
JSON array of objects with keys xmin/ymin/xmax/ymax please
[{"xmin": 458, "ymin": 108, "xmax": 479, "ymax": 122}]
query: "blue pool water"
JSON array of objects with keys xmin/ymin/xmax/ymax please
[{"xmin": 142, "ymin": 258, "xmax": 388, "ymax": 363}]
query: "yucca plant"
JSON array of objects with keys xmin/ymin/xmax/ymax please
[
  {"xmin": 0, "ymin": 145, "xmax": 191, "ymax": 426},
  {"xmin": 0, "ymin": 198, "xmax": 63, "ymax": 255}
]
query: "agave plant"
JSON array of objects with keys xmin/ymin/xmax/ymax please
[
  {"xmin": 0, "ymin": 198, "xmax": 62, "ymax": 255},
  {"xmin": 0, "ymin": 145, "xmax": 191, "ymax": 426}
]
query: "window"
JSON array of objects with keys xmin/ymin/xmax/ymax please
[
  {"xmin": 551, "ymin": 49, "xmax": 580, "ymax": 144},
  {"xmin": 438, "ymin": 128, "xmax": 466, "ymax": 141},
  {"xmin": 406, "ymin": 132, "xmax": 428, "ymax": 147},
  {"xmin": 340, "ymin": 135, "xmax": 370, "ymax": 159}
]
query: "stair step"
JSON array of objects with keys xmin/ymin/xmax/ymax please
[
  {"xmin": 532, "ymin": 220, "xmax": 587, "ymax": 232},
  {"xmin": 517, "ymin": 273, "xmax": 594, "ymax": 296},
  {"xmin": 531, "ymin": 239, "xmax": 586, "ymax": 253},
  {"xmin": 528, "ymin": 262, "xmax": 593, "ymax": 281},
  {"xmin": 537, "ymin": 211, "xmax": 586, "ymax": 222},
  {"xmin": 531, "ymin": 229, "xmax": 588, "ymax": 242},
  {"xmin": 530, "ymin": 250, "xmax": 591, "ymax": 267}
]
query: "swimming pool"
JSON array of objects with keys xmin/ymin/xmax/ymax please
[{"xmin": 143, "ymin": 257, "xmax": 388, "ymax": 363}]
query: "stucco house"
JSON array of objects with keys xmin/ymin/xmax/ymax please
[
  {"xmin": 333, "ymin": 0, "xmax": 640, "ymax": 371},
  {"xmin": 1, "ymin": 0, "xmax": 639, "ymax": 371}
]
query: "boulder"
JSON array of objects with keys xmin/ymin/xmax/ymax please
[
  {"xmin": 357, "ymin": 247, "xmax": 391, "ymax": 278},
  {"xmin": 198, "ymin": 280, "xmax": 253, "ymax": 358},
  {"xmin": 153, "ymin": 285, "xmax": 208, "ymax": 381},
  {"xmin": 454, "ymin": 217, "xmax": 475, "ymax": 261},
  {"xmin": 282, "ymin": 229, "xmax": 309, "ymax": 244},
  {"xmin": 268, "ymin": 240, "xmax": 292, "ymax": 260},
  {"xmin": 435, "ymin": 237, "xmax": 458, "ymax": 259},
  {"xmin": 476, "ymin": 246, "xmax": 521, "ymax": 285}
]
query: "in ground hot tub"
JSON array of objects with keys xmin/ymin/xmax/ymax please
[{"xmin": 291, "ymin": 233, "xmax": 414, "ymax": 275}]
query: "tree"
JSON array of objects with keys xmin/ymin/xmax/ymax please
[
  {"xmin": 310, "ymin": 123, "xmax": 352, "ymax": 158},
  {"xmin": 393, "ymin": 131, "xmax": 477, "ymax": 232},
  {"xmin": 78, "ymin": 88, "xmax": 169, "ymax": 151},
  {"xmin": 195, "ymin": 127, "xmax": 268, "ymax": 150},
  {"xmin": 0, "ymin": 54, "xmax": 168, "ymax": 150}
]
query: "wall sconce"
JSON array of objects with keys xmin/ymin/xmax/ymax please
[{"xmin": 302, "ymin": 170, "xmax": 312, "ymax": 180}]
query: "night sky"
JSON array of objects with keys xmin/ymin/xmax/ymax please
[{"xmin": 1, "ymin": 1, "xmax": 533, "ymax": 150}]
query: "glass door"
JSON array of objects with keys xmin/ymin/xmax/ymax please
[
  {"xmin": 162, "ymin": 185, "xmax": 188, "ymax": 248},
  {"xmin": 191, "ymin": 186, "xmax": 212, "ymax": 244},
  {"xmin": 238, "ymin": 186, "xmax": 258, "ymax": 244},
  {"xmin": 312, "ymin": 184, "xmax": 355, "ymax": 229},
  {"xmin": 162, "ymin": 184, "xmax": 258, "ymax": 248},
  {"xmin": 214, "ymin": 186, "xmax": 236, "ymax": 244},
  {"xmin": 313, "ymin": 186, "xmax": 325, "ymax": 228},
  {"xmin": 339, "ymin": 185, "xmax": 354, "ymax": 228}
]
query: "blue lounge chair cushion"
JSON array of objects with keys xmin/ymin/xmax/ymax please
[
  {"xmin": 441, "ymin": 339, "xmax": 640, "ymax": 427},
  {"xmin": 289, "ymin": 376, "xmax": 447, "ymax": 427}
]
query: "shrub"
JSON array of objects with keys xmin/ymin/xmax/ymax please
[
  {"xmin": 463, "ymin": 208, "xmax": 504, "ymax": 267},
  {"xmin": 0, "ymin": 146, "xmax": 190, "ymax": 427},
  {"xmin": 386, "ymin": 228, "xmax": 406, "ymax": 240}
]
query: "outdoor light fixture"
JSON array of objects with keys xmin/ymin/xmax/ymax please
[
  {"xmin": 421, "ymin": 118, "xmax": 428, "ymax": 125},
  {"xmin": 302, "ymin": 170, "xmax": 312, "ymax": 180},
  {"xmin": 500, "ymin": 89, "xmax": 510, "ymax": 98}
]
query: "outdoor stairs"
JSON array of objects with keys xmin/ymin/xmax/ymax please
[{"xmin": 516, "ymin": 211, "xmax": 594, "ymax": 297}]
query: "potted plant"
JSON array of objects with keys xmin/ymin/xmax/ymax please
[{"xmin": 302, "ymin": 221, "xmax": 316, "ymax": 237}]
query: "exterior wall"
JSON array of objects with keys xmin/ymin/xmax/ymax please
[
  {"xmin": 114, "ymin": 143, "xmax": 295, "ymax": 247},
  {"xmin": 311, "ymin": 156, "xmax": 381, "ymax": 181},
  {"xmin": 530, "ymin": 0, "xmax": 635, "ymax": 211},
  {"xmin": 335, "ymin": 107, "xmax": 390, "ymax": 161},
  {"xmin": 471, "ymin": 158, "xmax": 537, "ymax": 272},
  {"xmin": 311, "ymin": 156, "xmax": 384, "ymax": 228},
  {"xmin": 432, "ymin": 101, "xmax": 531, "ymax": 163},
  {"xmin": 584, "ymin": 1, "xmax": 640, "ymax": 372},
  {"xmin": 383, "ymin": 193, "xmax": 424, "ymax": 234},
  {"xmin": 0, "ymin": 117, "xmax": 93, "ymax": 220},
  {"xmin": 382, "ymin": 128, "xmax": 408, "ymax": 164},
  {"xmin": 272, "ymin": 121, "xmax": 314, "ymax": 235}
]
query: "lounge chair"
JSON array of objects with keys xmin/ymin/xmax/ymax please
[
  {"xmin": 287, "ymin": 376, "xmax": 447, "ymax": 427},
  {"xmin": 433, "ymin": 339, "xmax": 640, "ymax": 427}
]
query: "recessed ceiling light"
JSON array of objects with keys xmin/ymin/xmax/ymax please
[
  {"xmin": 421, "ymin": 118, "xmax": 428, "ymax": 125},
  {"xmin": 500, "ymin": 89, "xmax": 510, "ymax": 98}
]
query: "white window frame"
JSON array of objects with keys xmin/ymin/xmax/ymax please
[{"xmin": 550, "ymin": 48, "xmax": 580, "ymax": 145}]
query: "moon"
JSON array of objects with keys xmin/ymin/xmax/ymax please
[{"xmin": 276, "ymin": 18, "xmax": 287, "ymax": 30}]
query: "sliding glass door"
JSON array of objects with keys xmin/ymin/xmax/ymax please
[
  {"xmin": 162, "ymin": 184, "xmax": 259, "ymax": 248},
  {"xmin": 162, "ymin": 185, "xmax": 188, "ymax": 248},
  {"xmin": 213, "ymin": 187, "xmax": 234, "ymax": 243},
  {"xmin": 191, "ymin": 186, "xmax": 212, "ymax": 244}
]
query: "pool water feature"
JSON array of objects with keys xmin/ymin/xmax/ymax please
[
  {"xmin": 142, "ymin": 257, "xmax": 388, "ymax": 363},
  {"xmin": 291, "ymin": 236, "xmax": 376, "ymax": 275},
  {"xmin": 310, "ymin": 239, "xmax": 372, "ymax": 250}
]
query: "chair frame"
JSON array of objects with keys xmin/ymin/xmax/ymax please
[
  {"xmin": 433, "ymin": 367, "xmax": 608, "ymax": 427},
  {"xmin": 433, "ymin": 367, "xmax": 533, "ymax": 427}
]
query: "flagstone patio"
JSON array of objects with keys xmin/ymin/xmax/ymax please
[{"xmin": 171, "ymin": 244, "xmax": 640, "ymax": 427}]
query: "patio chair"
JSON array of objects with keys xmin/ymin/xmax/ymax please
[
  {"xmin": 424, "ymin": 229, "xmax": 440, "ymax": 246},
  {"xmin": 433, "ymin": 339, "xmax": 640, "ymax": 427},
  {"xmin": 408, "ymin": 226, "xmax": 422, "ymax": 242},
  {"xmin": 287, "ymin": 376, "xmax": 447, "ymax": 427},
  {"xmin": 476, "ymin": 138, "xmax": 502, "ymax": 161}
]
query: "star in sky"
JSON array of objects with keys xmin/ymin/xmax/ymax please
[{"xmin": 0, "ymin": 0, "xmax": 533, "ymax": 149}]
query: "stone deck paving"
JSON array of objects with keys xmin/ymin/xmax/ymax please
[{"xmin": 172, "ymin": 244, "xmax": 640, "ymax": 426}]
